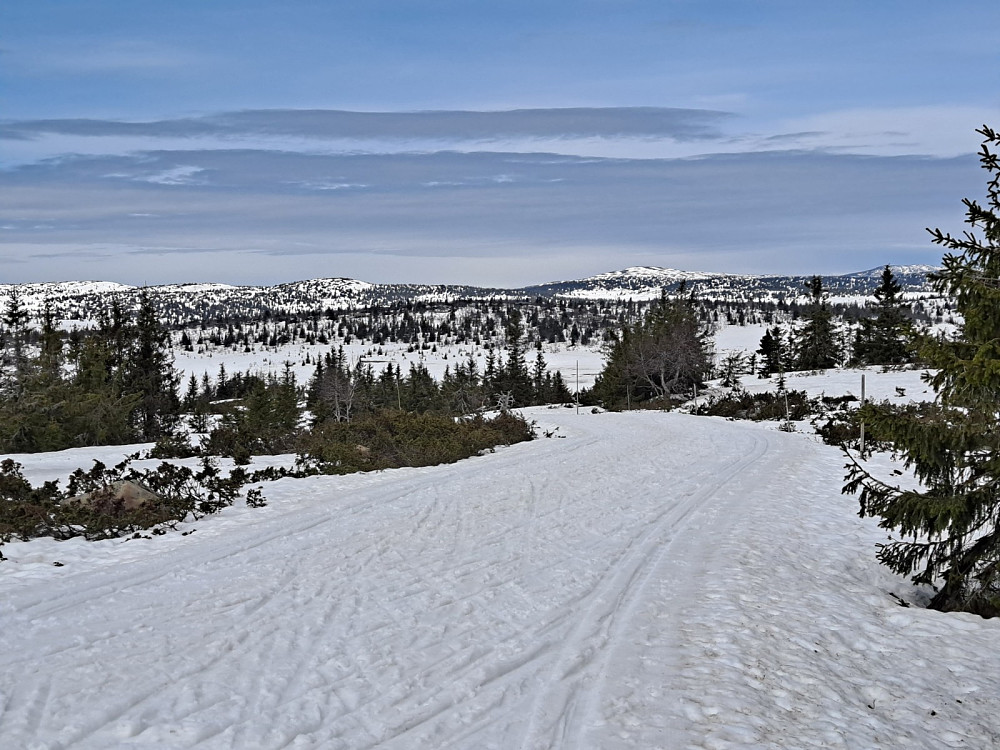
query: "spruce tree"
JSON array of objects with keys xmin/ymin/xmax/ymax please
[
  {"xmin": 592, "ymin": 287, "xmax": 711, "ymax": 406},
  {"xmin": 793, "ymin": 276, "xmax": 840, "ymax": 370},
  {"xmin": 2, "ymin": 287, "xmax": 30, "ymax": 391},
  {"xmin": 38, "ymin": 298, "xmax": 63, "ymax": 380},
  {"xmin": 532, "ymin": 348, "xmax": 547, "ymax": 402},
  {"xmin": 844, "ymin": 125, "xmax": 1000, "ymax": 615},
  {"xmin": 852, "ymin": 265, "xmax": 915, "ymax": 366},
  {"xmin": 129, "ymin": 290, "xmax": 180, "ymax": 439},
  {"xmin": 497, "ymin": 309, "xmax": 533, "ymax": 406},
  {"xmin": 756, "ymin": 326, "xmax": 787, "ymax": 377}
]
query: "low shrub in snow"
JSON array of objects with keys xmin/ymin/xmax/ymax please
[
  {"xmin": 693, "ymin": 388, "xmax": 813, "ymax": 421},
  {"xmin": 0, "ymin": 455, "xmax": 253, "ymax": 547},
  {"xmin": 296, "ymin": 410, "xmax": 535, "ymax": 474}
]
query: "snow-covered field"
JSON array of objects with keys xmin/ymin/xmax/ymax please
[
  {"xmin": 2, "ymin": 405, "xmax": 999, "ymax": 749},
  {"xmin": 171, "ymin": 341, "xmax": 608, "ymax": 395}
]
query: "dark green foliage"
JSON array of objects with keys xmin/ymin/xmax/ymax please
[
  {"xmin": 852, "ymin": 266, "xmax": 917, "ymax": 366},
  {"xmin": 202, "ymin": 368, "xmax": 302, "ymax": 461},
  {"xmin": 0, "ymin": 291, "xmax": 180, "ymax": 452},
  {"xmin": 0, "ymin": 455, "xmax": 250, "ymax": 547},
  {"xmin": 717, "ymin": 351, "xmax": 746, "ymax": 388},
  {"xmin": 811, "ymin": 397, "xmax": 888, "ymax": 449},
  {"xmin": 756, "ymin": 326, "xmax": 790, "ymax": 377},
  {"xmin": 2, "ymin": 288, "xmax": 30, "ymax": 389},
  {"xmin": 245, "ymin": 487, "xmax": 267, "ymax": 508},
  {"xmin": 296, "ymin": 410, "xmax": 535, "ymax": 474},
  {"xmin": 0, "ymin": 459, "xmax": 61, "ymax": 543},
  {"xmin": 148, "ymin": 432, "xmax": 201, "ymax": 459},
  {"xmin": 844, "ymin": 125, "xmax": 1000, "ymax": 616},
  {"xmin": 591, "ymin": 288, "xmax": 712, "ymax": 408},
  {"xmin": 440, "ymin": 357, "xmax": 490, "ymax": 414},
  {"xmin": 693, "ymin": 388, "xmax": 812, "ymax": 421},
  {"xmin": 307, "ymin": 347, "xmax": 362, "ymax": 422},
  {"xmin": 306, "ymin": 330, "xmax": 568, "ymax": 422},
  {"xmin": 401, "ymin": 363, "xmax": 444, "ymax": 413},
  {"xmin": 793, "ymin": 276, "xmax": 841, "ymax": 370},
  {"xmin": 493, "ymin": 310, "xmax": 534, "ymax": 406},
  {"xmin": 129, "ymin": 291, "xmax": 181, "ymax": 440},
  {"xmin": 815, "ymin": 412, "xmax": 861, "ymax": 447}
]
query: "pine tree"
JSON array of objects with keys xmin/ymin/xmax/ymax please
[
  {"xmin": 308, "ymin": 347, "xmax": 358, "ymax": 423},
  {"xmin": 38, "ymin": 298, "xmax": 63, "ymax": 380},
  {"xmin": 183, "ymin": 373, "xmax": 200, "ymax": 409},
  {"xmin": 497, "ymin": 309, "xmax": 533, "ymax": 406},
  {"xmin": 128, "ymin": 290, "xmax": 180, "ymax": 439},
  {"xmin": 852, "ymin": 265, "xmax": 915, "ymax": 366},
  {"xmin": 2, "ymin": 287, "xmax": 30, "ymax": 391},
  {"xmin": 793, "ymin": 276, "xmax": 840, "ymax": 370},
  {"xmin": 756, "ymin": 326, "xmax": 787, "ymax": 377},
  {"xmin": 844, "ymin": 125, "xmax": 1000, "ymax": 615},
  {"xmin": 592, "ymin": 287, "xmax": 711, "ymax": 406}
]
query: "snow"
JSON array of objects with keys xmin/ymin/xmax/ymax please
[
  {"xmin": 558, "ymin": 267, "xmax": 730, "ymax": 300},
  {"xmin": 2, "ymin": 407, "xmax": 999, "ymax": 748},
  {"xmin": 739, "ymin": 366, "xmax": 935, "ymax": 404},
  {"xmin": 171, "ymin": 341, "xmax": 609, "ymax": 395},
  {"xmin": 154, "ymin": 284, "xmax": 242, "ymax": 295}
]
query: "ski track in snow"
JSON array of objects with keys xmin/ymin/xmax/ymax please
[{"xmin": 2, "ymin": 410, "xmax": 999, "ymax": 749}]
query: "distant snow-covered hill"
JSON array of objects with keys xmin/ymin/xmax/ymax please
[
  {"xmin": 0, "ymin": 265, "xmax": 940, "ymax": 322},
  {"xmin": 526, "ymin": 265, "xmax": 937, "ymax": 302}
]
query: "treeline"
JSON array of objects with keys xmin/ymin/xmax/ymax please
[
  {"xmin": 307, "ymin": 311, "xmax": 574, "ymax": 421},
  {"xmin": 159, "ymin": 292, "xmax": 948, "ymax": 364},
  {"xmin": 756, "ymin": 267, "xmax": 917, "ymax": 378},
  {"xmin": 585, "ymin": 267, "xmax": 921, "ymax": 411},
  {"xmin": 0, "ymin": 293, "xmax": 562, "ymax": 461},
  {"xmin": 0, "ymin": 290, "xmax": 179, "ymax": 453},
  {"xmin": 0, "ymin": 264, "xmax": 932, "ymax": 452},
  {"xmin": 179, "ymin": 311, "xmax": 572, "ymax": 464}
]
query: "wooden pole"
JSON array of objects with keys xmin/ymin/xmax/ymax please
[{"xmin": 860, "ymin": 373, "xmax": 866, "ymax": 453}]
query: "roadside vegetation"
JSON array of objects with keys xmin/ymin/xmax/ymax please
[
  {"xmin": 845, "ymin": 125, "xmax": 1000, "ymax": 617},
  {"xmin": 0, "ymin": 296, "xmax": 540, "ymax": 551}
]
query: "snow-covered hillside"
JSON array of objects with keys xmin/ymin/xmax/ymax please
[
  {"xmin": 1, "ymin": 408, "xmax": 997, "ymax": 748},
  {"xmin": 0, "ymin": 264, "xmax": 941, "ymax": 322}
]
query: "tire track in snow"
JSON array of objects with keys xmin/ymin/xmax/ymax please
[
  {"xmin": 517, "ymin": 425, "xmax": 772, "ymax": 750},
  {"xmin": 0, "ymin": 411, "xmax": 776, "ymax": 749}
]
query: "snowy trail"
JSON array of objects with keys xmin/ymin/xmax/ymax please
[{"xmin": 2, "ymin": 410, "xmax": 999, "ymax": 749}]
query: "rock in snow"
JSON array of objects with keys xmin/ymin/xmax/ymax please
[{"xmin": 62, "ymin": 480, "xmax": 161, "ymax": 512}]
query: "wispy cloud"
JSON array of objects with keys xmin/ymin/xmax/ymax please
[
  {"xmin": 138, "ymin": 165, "xmax": 207, "ymax": 185},
  {"xmin": 7, "ymin": 39, "xmax": 207, "ymax": 75},
  {"xmin": 0, "ymin": 147, "xmax": 981, "ymax": 286},
  {"xmin": 735, "ymin": 105, "xmax": 1000, "ymax": 157},
  {"xmin": 0, "ymin": 107, "xmax": 732, "ymax": 143},
  {"xmin": 4, "ymin": 106, "xmax": 993, "ymax": 168}
]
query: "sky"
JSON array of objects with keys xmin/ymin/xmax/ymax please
[{"xmin": 1, "ymin": 1, "xmax": 999, "ymax": 287}]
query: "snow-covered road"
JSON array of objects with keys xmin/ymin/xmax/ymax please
[{"xmin": 2, "ymin": 410, "xmax": 999, "ymax": 749}]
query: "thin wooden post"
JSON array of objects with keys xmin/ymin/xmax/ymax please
[{"xmin": 860, "ymin": 373, "xmax": 866, "ymax": 453}]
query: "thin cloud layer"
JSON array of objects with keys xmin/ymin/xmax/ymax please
[
  {"xmin": 0, "ymin": 108, "xmax": 732, "ymax": 145},
  {"xmin": 0, "ymin": 147, "xmax": 981, "ymax": 286},
  {"xmin": 2, "ymin": 2, "xmax": 997, "ymax": 287}
]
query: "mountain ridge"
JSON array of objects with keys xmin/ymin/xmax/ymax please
[{"xmin": 0, "ymin": 265, "xmax": 941, "ymax": 322}]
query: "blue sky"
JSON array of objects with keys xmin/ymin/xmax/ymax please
[{"xmin": 1, "ymin": 1, "xmax": 999, "ymax": 286}]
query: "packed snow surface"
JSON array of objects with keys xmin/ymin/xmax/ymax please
[{"xmin": 2, "ymin": 410, "xmax": 999, "ymax": 749}]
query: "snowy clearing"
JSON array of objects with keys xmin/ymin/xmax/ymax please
[{"xmin": 2, "ymin": 408, "xmax": 999, "ymax": 748}]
